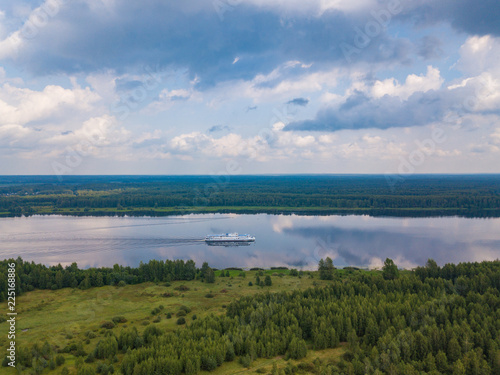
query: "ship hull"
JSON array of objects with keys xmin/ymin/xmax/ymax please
[{"xmin": 204, "ymin": 233, "xmax": 255, "ymax": 243}]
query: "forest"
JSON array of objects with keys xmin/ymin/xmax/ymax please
[
  {"xmin": 1, "ymin": 258, "xmax": 499, "ymax": 374},
  {"xmin": 0, "ymin": 175, "xmax": 500, "ymax": 217}
]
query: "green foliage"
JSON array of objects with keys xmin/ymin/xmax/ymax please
[
  {"xmin": 382, "ymin": 258, "xmax": 399, "ymax": 280},
  {"xmin": 205, "ymin": 268, "xmax": 215, "ymax": 283},
  {"xmin": 2, "ymin": 175, "xmax": 500, "ymax": 217},
  {"xmin": 318, "ymin": 257, "xmax": 335, "ymax": 280},
  {"xmin": 8, "ymin": 259, "xmax": 500, "ymax": 375},
  {"xmin": 264, "ymin": 275, "xmax": 272, "ymax": 286},
  {"xmin": 100, "ymin": 321, "xmax": 115, "ymax": 330},
  {"xmin": 0, "ymin": 257, "xmax": 201, "ymax": 300},
  {"xmin": 111, "ymin": 316, "xmax": 127, "ymax": 324}
]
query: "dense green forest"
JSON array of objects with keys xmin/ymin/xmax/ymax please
[
  {"xmin": 0, "ymin": 175, "xmax": 500, "ymax": 217},
  {"xmin": 2, "ymin": 258, "xmax": 499, "ymax": 374},
  {"xmin": 0, "ymin": 258, "xmax": 200, "ymax": 302}
]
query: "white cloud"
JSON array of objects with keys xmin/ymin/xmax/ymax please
[
  {"xmin": 371, "ymin": 66, "xmax": 443, "ymax": 100},
  {"xmin": 458, "ymin": 35, "xmax": 500, "ymax": 76},
  {"xmin": 0, "ymin": 82, "xmax": 101, "ymax": 126}
]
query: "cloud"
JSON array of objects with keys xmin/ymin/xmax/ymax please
[
  {"xmin": 402, "ymin": 0, "xmax": 500, "ymax": 37},
  {"xmin": 0, "ymin": 81, "xmax": 100, "ymax": 126},
  {"xmin": 0, "ymin": 0, "xmax": 413, "ymax": 87},
  {"xmin": 287, "ymin": 97, "xmax": 309, "ymax": 106},
  {"xmin": 371, "ymin": 66, "xmax": 443, "ymax": 100},
  {"xmin": 208, "ymin": 125, "xmax": 231, "ymax": 133},
  {"xmin": 416, "ymin": 36, "xmax": 444, "ymax": 60}
]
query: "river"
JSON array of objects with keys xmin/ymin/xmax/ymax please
[{"xmin": 0, "ymin": 214, "xmax": 499, "ymax": 269}]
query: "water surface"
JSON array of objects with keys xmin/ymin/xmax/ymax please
[{"xmin": 0, "ymin": 214, "xmax": 499, "ymax": 269}]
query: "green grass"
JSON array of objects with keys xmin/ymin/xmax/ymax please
[{"xmin": 0, "ymin": 271, "xmax": 345, "ymax": 374}]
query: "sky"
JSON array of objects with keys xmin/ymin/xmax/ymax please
[{"xmin": 0, "ymin": 0, "xmax": 499, "ymax": 175}]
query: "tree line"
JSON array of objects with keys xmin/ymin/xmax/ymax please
[{"xmin": 1, "ymin": 175, "xmax": 499, "ymax": 217}]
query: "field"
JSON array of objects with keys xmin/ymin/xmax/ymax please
[{"xmin": 0, "ymin": 269, "xmax": 346, "ymax": 374}]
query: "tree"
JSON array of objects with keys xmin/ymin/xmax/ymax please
[
  {"xmin": 426, "ymin": 258, "xmax": 440, "ymax": 278},
  {"xmin": 264, "ymin": 275, "xmax": 272, "ymax": 286},
  {"xmin": 382, "ymin": 258, "xmax": 399, "ymax": 280},
  {"xmin": 205, "ymin": 268, "xmax": 215, "ymax": 283},
  {"xmin": 318, "ymin": 257, "xmax": 335, "ymax": 280}
]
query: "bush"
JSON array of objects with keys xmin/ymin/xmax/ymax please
[
  {"xmin": 176, "ymin": 310, "xmax": 186, "ymax": 317},
  {"xmin": 151, "ymin": 307, "xmax": 161, "ymax": 315},
  {"xmin": 116, "ymin": 280, "xmax": 126, "ymax": 287},
  {"xmin": 179, "ymin": 305, "xmax": 191, "ymax": 313},
  {"xmin": 174, "ymin": 285, "xmax": 190, "ymax": 291},
  {"xmin": 152, "ymin": 316, "xmax": 161, "ymax": 323},
  {"xmin": 176, "ymin": 317, "xmax": 186, "ymax": 325},
  {"xmin": 56, "ymin": 354, "xmax": 65, "ymax": 366},
  {"xmin": 85, "ymin": 331, "xmax": 97, "ymax": 339},
  {"xmin": 238, "ymin": 272, "xmax": 246, "ymax": 277},
  {"xmin": 289, "ymin": 269, "xmax": 299, "ymax": 276},
  {"xmin": 112, "ymin": 316, "xmax": 127, "ymax": 324},
  {"xmin": 100, "ymin": 321, "xmax": 115, "ymax": 329},
  {"xmin": 248, "ymin": 281, "xmax": 253, "ymax": 286},
  {"xmin": 265, "ymin": 275, "xmax": 272, "ymax": 286},
  {"xmin": 166, "ymin": 312, "xmax": 172, "ymax": 319},
  {"xmin": 239, "ymin": 355, "xmax": 252, "ymax": 368},
  {"xmin": 205, "ymin": 293, "xmax": 214, "ymax": 298},
  {"xmin": 192, "ymin": 314, "xmax": 197, "ymax": 320}
]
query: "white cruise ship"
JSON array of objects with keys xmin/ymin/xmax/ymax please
[{"xmin": 204, "ymin": 233, "xmax": 255, "ymax": 243}]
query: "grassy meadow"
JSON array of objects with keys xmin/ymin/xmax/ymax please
[{"xmin": 0, "ymin": 269, "xmax": 348, "ymax": 374}]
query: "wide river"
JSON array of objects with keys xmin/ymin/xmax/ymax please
[{"xmin": 0, "ymin": 214, "xmax": 499, "ymax": 269}]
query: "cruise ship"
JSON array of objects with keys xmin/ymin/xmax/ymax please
[{"xmin": 204, "ymin": 233, "xmax": 255, "ymax": 243}]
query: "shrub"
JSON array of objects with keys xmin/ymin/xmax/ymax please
[
  {"xmin": 176, "ymin": 310, "xmax": 186, "ymax": 317},
  {"xmin": 56, "ymin": 354, "xmax": 65, "ymax": 366},
  {"xmin": 100, "ymin": 321, "xmax": 115, "ymax": 329},
  {"xmin": 176, "ymin": 317, "xmax": 186, "ymax": 325},
  {"xmin": 174, "ymin": 285, "xmax": 189, "ymax": 291},
  {"xmin": 192, "ymin": 314, "xmax": 197, "ymax": 320},
  {"xmin": 205, "ymin": 293, "xmax": 214, "ymax": 298},
  {"xmin": 179, "ymin": 305, "xmax": 191, "ymax": 313},
  {"xmin": 248, "ymin": 281, "xmax": 253, "ymax": 286},
  {"xmin": 152, "ymin": 316, "xmax": 161, "ymax": 323},
  {"xmin": 265, "ymin": 275, "xmax": 272, "ymax": 286},
  {"xmin": 151, "ymin": 307, "xmax": 161, "ymax": 315},
  {"xmin": 239, "ymin": 355, "xmax": 252, "ymax": 368},
  {"xmin": 116, "ymin": 280, "xmax": 126, "ymax": 287},
  {"xmin": 112, "ymin": 316, "xmax": 127, "ymax": 324},
  {"xmin": 166, "ymin": 312, "xmax": 172, "ymax": 319}
]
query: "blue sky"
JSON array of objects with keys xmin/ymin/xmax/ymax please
[{"xmin": 0, "ymin": 0, "xmax": 499, "ymax": 175}]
